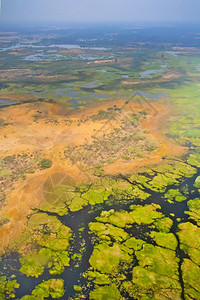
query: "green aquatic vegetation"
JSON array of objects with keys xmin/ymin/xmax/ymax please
[
  {"xmin": 82, "ymin": 188, "xmax": 110, "ymax": 205},
  {"xmin": 71, "ymin": 252, "xmax": 82, "ymax": 261},
  {"xmin": 130, "ymin": 173, "xmax": 153, "ymax": 185},
  {"xmin": 40, "ymin": 174, "xmax": 149, "ymax": 216},
  {"xmin": 188, "ymin": 137, "xmax": 200, "ymax": 147},
  {"xmin": 135, "ymin": 244, "xmax": 179, "ymax": 279},
  {"xmin": 124, "ymin": 237, "xmax": 146, "ymax": 251},
  {"xmin": 96, "ymin": 204, "xmax": 164, "ymax": 228},
  {"xmin": 20, "ymin": 249, "xmax": 70, "ymax": 276},
  {"xmin": 152, "ymin": 161, "xmax": 196, "ymax": 178},
  {"xmin": 153, "ymin": 217, "xmax": 173, "ymax": 233},
  {"xmin": 127, "ymin": 244, "xmax": 181, "ymax": 298},
  {"xmin": 178, "ymin": 222, "xmax": 200, "ymax": 265},
  {"xmin": 102, "ymin": 178, "xmax": 150, "ymax": 201},
  {"xmin": 167, "ymin": 82, "xmax": 200, "ymax": 105},
  {"xmin": 19, "ymin": 213, "xmax": 71, "ymax": 277},
  {"xmin": 164, "ymin": 189, "xmax": 187, "ymax": 203},
  {"xmin": 186, "ymin": 198, "xmax": 200, "ymax": 225},
  {"xmin": 68, "ymin": 185, "xmax": 110, "ymax": 211},
  {"xmin": 73, "ymin": 285, "xmax": 82, "ymax": 292},
  {"xmin": 85, "ymin": 271, "xmax": 111, "ymax": 285},
  {"xmin": 170, "ymin": 117, "xmax": 200, "ymax": 143},
  {"xmin": 89, "ymin": 285, "xmax": 121, "ymax": 300},
  {"xmin": 145, "ymin": 173, "xmax": 179, "ymax": 192},
  {"xmin": 130, "ymin": 266, "xmax": 181, "ymax": 299},
  {"xmin": 96, "ymin": 209, "xmax": 133, "ymax": 228},
  {"xmin": 86, "ymin": 211, "xmax": 180, "ymax": 300},
  {"xmin": 121, "ymin": 280, "xmax": 152, "ymax": 300},
  {"xmin": 129, "ymin": 185, "xmax": 150, "ymax": 200},
  {"xmin": 68, "ymin": 184, "xmax": 111, "ymax": 211},
  {"xmin": 187, "ymin": 129, "xmax": 200, "ymax": 138},
  {"xmin": 68, "ymin": 194, "xmax": 88, "ymax": 211},
  {"xmin": 89, "ymin": 222, "xmax": 129, "ymax": 242},
  {"xmin": 128, "ymin": 204, "xmax": 164, "ymax": 225},
  {"xmin": 0, "ymin": 276, "xmax": 20, "ymax": 300},
  {"xmin": 89, "ymin": 242, "xmax": 133, "ymax": 274},
  {"xmin": 86, "ymin": 204, "xmax": 182, "ymax": 299},
  {"xmin": 150, "ymin": 231, "xmax": 178, "ymax": 250},
  {"xmin": 139, "ymin": 161, "xmax": 197, "ymax": 192},
  {"xmin": 19, "ymin": 252, "xmax": 48, "ymax": 277},
  {"xmin": 50, "ymin": 173, "xmax": 149, "ymax": 215},
  {"xmin": 194, "ymin": 176, "xmax": 200, "ymax": 188},
  {"xmin": 32, "ymin": 279, "xmax": 64, "ymax": 299},
  {"xmin": 40, "ymin": 174, "xmax": 149, "ymax": 214},
  {"xmin": 131, "ymin": 168, "xmax": 177, "ymax": 193},
  {"xmin": 187, "ymin": 152, "xmax": 200, "ymax": 168},
  {"xmin": 109, "ymin": 179, "xmax": 135, "ymax": 195},
  {"xmin": 40, "ymin": 248, "xmax": 70, "ymax": 275},
  {"xmin": 22, "ymin": 279, "xmax": 64, "ymax": 299},
  {"xmin": 27, "ymin": 213, "xmax": 71, "ymax": 251},
  {"xmin": 112, "ymin": 180, "xmax": 150, "ymax": 200},
  {"xmin": 182, "ymin": 259, "xmax": 200, "ymax": 300}
]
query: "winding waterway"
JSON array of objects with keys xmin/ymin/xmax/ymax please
[{"xmin": 0, "ymin": 165, "xmax": 199, "ymax": 299}]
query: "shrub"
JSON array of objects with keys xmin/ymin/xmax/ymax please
[{"xmin": 38, "ymin": 159, "xmax": 52, "ymax": 170}]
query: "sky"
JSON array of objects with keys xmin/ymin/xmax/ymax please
[{"xmin": 1, "ymin": 0, "xmax": 200, "ymax": 24}]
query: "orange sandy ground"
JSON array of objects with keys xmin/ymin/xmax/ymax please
[{"xmin": 0, "ymin": 98, "xmax": 186, "ymax": 253}]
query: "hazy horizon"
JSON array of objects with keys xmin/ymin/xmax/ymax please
[{"xmin": 1, "ymin": 0, "xmax": 200, "ymax": 25}]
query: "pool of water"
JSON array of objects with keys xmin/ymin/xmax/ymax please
[
  {"xmin": 27, "ymin": 87, "xmax": 168, "ymax": 109},
  {"xmin": 99, "ymin": 69, "xmax": 108, "ymax": 73},
  {"xmin": 23, "ymin": 52, "xmax": 67, "ymax": 62},
  {"xmin": 48, "ymin": 44, "xmax": 108, "ymax": 51},
  {"xmin": 81, "ymin": 81, "xmax": 103, "ymax": 88},
  {"xmin": 29, "ymin": 87, "xmax": 114, "ymax": 104},
  {"xmin": 121, "ymin": 74, "xmax": 129, "ymax": 78},
  {"xmin": 140, "ymin": 69, "xmax": 164, "ymax": 78},
  {"xmin": 0, "ymin": 44, "xmax": 42, "ymax": 52},
  {"xmin": 28, "ymin": 91, "xmax": 41, "ymax": 94},
  {"xmin": 76, "ymin": 54, "xmax": 109, "ymax": 61},
  {"xmin": 0, "ymin": 99, "xmax": 15, "ymax": 106},
  {"xmin": 0, "ymin": 44, "xmax": 108, "ymax": 52},
  {"xmin": 165, "ymin": 51, "xmax": 187, "ymax": 57},
  {"xmin": 23, "ymin": 52, "xmax": 110, "ymax": 62}
]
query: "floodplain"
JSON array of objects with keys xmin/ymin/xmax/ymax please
[{"xmin": 0, "ymin": 24, "xmax": 200, "ymax": 299}]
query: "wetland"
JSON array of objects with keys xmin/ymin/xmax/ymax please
[{"xmin": 0, "ymin": 24, "xmax": 200, "ymax": 299}]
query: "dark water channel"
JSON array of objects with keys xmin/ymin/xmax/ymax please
[{"xmin": 0, "ymin": 168, "xmax": 199, "ymax": 299}]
